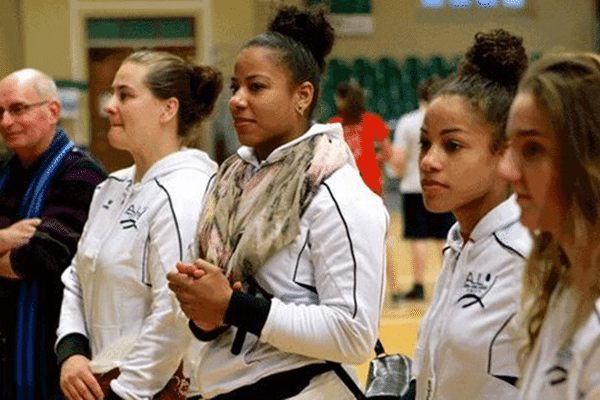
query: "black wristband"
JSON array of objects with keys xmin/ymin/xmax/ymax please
[
  {"xmin": 55, "ymin": 333, "xmax": 91, "ymax": 366},
  {"xmin": 188, "ymin": 320, "xmax": 230, "ymax": 341},
  {"xmin": 224, "ymin": 291, "xmax": 271, "ymax": 337}
]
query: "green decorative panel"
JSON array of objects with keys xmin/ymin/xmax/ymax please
[
  {"xmin": 123, "ymin": 19, "xmax": 155, "ymax": 39},
  {"xmin": 87, "ymin": 20, "xmax": 120, "ymax": 39},
  {"xmin": 305, "ymin": 0, "xmax": 371, "ymax": 14},
  {"xmin": 159, "ymin": 19, "xmax": 193, "ymax": 38},
  {"xmin": 87, "ymin": 18, "xmax": 194, "ymax": 40}
]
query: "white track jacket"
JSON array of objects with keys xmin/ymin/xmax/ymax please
[
  {"xmin": 519, "ymin": 289, "xmax": 600, "ymax": 400},
  {"xmin": 413, "ymin": 195, "xmax": 532, "ymax": 400},
  {"xmin": 186, "ymin": 123, "xmax": 389, "ymax": 399},
  {"xmin": 57, "ymin": 149, "xmax": 216, "ymax": 399}
]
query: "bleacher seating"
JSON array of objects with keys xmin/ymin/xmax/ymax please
[
  {"xmin": 316, "ymin": 51, "xmax": 545, "ymax": 125},
  {"xmin": 316, "ymin": 54, "xmax": 459, "ymax": 123},
  {"xmin": 427, "ymin": 55, "xmax": 453, "ymax": 78}
]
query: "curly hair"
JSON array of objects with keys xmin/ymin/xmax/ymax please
[{"xmin": 436, "ymin": 29, "xmax": 528, "ymax": 154}]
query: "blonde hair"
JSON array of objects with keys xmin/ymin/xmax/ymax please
[{"xmin": 518, "ymin": 52, "xmax": 600, "ymax": 361}]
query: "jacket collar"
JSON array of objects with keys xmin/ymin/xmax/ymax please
[
  {"xmin": 130, "ymin": 148, "xmax": 217, "ymax": 185},
  {"xmin": 237, "ymin": 122, "xmax": 344, "ymax": 168},
  {"xmin": 447, "ymin": 194, "xmax": 521, "ymax": 250}
]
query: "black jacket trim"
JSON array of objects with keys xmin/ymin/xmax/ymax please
[
  {"xmin": 322, "ymin": 182, "xmax": 359, "ymax": 318},
  {"xmin": 188, "ymin": 320, "xmax": 230, "ymax": 342},
  {"xmin": 493, "ymin": 230, "xmax": 526, "ymax": 259},
  {"xmin": 487, "ymin": 312, "xmax": 518, "ymax": 387},
  {"xmin": 154, "ymin": 178, "xmax": 183, "ymax": 260},
  {"xmin": 292, "ymin": 231, "xmax": 317, "ymax": 293}
]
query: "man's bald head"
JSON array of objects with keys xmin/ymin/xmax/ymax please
[{"xmin": 2, "ymin": 69, "xmax": 59, "ymax": 101}]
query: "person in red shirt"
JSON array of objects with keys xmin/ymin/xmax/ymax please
[{"xmin": 329, "ymin": 81, "xmax": 392, "ymax": 196}]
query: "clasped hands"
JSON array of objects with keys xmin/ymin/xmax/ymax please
[{"xmin": 167, "ymin": 259, "xmax": 242, "ymax": 331}]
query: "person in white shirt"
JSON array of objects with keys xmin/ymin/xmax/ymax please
[
  {"xmin": 499, "ymin": 52, "xmax": 600, "ymax": 400},
  {"xmin": 56, "ymin": 49, "xmax": 222, "ymax": 400},
  {"xmin": 412, "ymin": 29, "xmax": 532, "ymax": 400},
  {"xmin": 166, "ymin": 6, "xmax": 388, "ymax": 400}
]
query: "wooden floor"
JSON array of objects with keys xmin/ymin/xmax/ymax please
[{"xmin": 354, "ymin": 188, "xmax": 444, "ymax": 385}]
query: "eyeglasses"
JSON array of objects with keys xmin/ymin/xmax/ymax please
[{"xmin": 0, "ymin": 100, "xmax": 49, "ymax": 118}]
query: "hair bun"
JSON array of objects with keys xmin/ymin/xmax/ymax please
[
  {"xmin": 268, "ymin": 5, "xmax": 334, "ymax": 73},
  {"xmin": 460, "ymin": 29, "xmax": 528, "ymax": 88},
  {"xmin": 190, "ymin": 65, "xmax": 223, "ymax": 119}
]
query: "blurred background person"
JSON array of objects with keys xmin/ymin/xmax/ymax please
[
  {"xmin": 390, "ymin": 77, "xmax": 454, "ymax": 302},
  {"xmin": 56, "ymin": 49, "xmax": 222, "ymax": 400},
  {"xmin": 329, "ymin": 80, "xmax": 393, "ymax": 197}
]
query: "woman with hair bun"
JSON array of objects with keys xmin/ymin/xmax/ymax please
[
  {"xmin": 412, "ymin": 30, "xmax": 532, "ymax": 399},
  {"xmin": 56, "ymin": 49, "xmax": 223, "ymax": 400},
  {"xmin": 499, "ymin": 52, "xmax": 600, "ymax": 400},
  {"xmin": 167, "ymin": 6, "xmax": 387, "ymax": 400}
]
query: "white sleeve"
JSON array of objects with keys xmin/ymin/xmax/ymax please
[
  {"xmin": 56, "ymin": 184, "xmax": 106, "ymax": 347},
  {"xmin": 393, "ymin": 115, "xmax": 409, "ymax": 148},
  {"xmin": 111, "ymin": 180, "xmax": 205, "ymax": 399},
  {"xmin": 56, "ymin": 261, "xmax": 88, "ymax": 346},
  {"xmin": 260, "ymin": 171, "xmax": 388, "ymax": 364}
]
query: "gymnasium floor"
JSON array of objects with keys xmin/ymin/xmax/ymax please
[{"xmin": 354, "ymin": 182, "xmax": 445, "ymax": 384}]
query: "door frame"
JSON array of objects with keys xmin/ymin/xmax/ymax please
[
  {"xmin": 67, "ymin": 0, "xmax": 212, "ymax": 146},
  {"xmin": 69, "ymin": 0, "xmax": 212, "ymax": 81}
]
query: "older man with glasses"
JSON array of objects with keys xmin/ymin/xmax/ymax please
[{"xmin": 0, "ymin": 69, "xmax": 105, "ymax": 400}]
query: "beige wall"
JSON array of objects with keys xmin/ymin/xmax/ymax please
[
  {"xmin": 0, "ymin": 0, "xmax": 596, "ymax": 148},
  {"xmin": 22, "ymin": 0, "xmax": 72, "ymax": 77},
  {"xmin": 3, "ymin": 0, "xmax": 598, "ymax": 81},
  {"xmin": 212, "ymin": 0, "xmax": 596, "ymax": 75},
  {"xmin": 329, "ymin": 0, "xmax": 596, "ymax": 61},
  {"xmin": 0, "ymin": 0, "xmax": 24, "ymax": 78}
]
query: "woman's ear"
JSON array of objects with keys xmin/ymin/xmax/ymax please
[
  {"xmin": 160, "ymin": 97, "xmax": 179, "ymax": 124},
  {"xmin": 294, "ymin": 82, "xmax": 314, "ymax": 116}
]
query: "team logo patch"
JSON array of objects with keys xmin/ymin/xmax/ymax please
[
  {"xmin": 456, "ymin": 272, "xmax": 497, "ymax": 308},
  {"xmin": 119, "ymin": 204, "xmax": 148, "ymax": 230}
]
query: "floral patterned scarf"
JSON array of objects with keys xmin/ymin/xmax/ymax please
[{"xmin": 198, "ymin": 131, "xmax": 352, "ymax": 282}]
